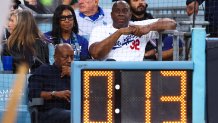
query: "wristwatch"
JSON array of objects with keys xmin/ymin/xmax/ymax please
[{"xmin": 51, "ymin": 91, "xmax": 56, "ymax": 98}]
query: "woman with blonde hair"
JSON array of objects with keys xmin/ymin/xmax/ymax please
[
  {"xmin": 2, "ymin": 9, "xmax": 20, "ymax": 41},
  {"xmin": 2, "ymin": 10, "xmax": 49, "ymax": 72}
]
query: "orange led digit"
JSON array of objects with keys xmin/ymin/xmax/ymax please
[
  {"xmin": 83, "ymin": 71, "xmax": 114, "ymax": 123},
  {"xmin": 145, "ymin": 71, "xmax": 152, "ymax": 123},
  {"xmin": 160, "ymin": 71, "xmax": 187, "ymax": 123}
]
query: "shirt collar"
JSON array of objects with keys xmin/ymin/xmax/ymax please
[
  {"xmin": 79, "ymin": 6, "xmax": 104, "ymax": 21},
  {"xmin": 60, "ymin": 33, "xmax": 77, "ymax": 44}
]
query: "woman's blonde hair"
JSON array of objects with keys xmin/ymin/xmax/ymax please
[
  {"xmin": 7, "ymin": 10, "xmax": 44, "ymax": 54},
  {"xmin": 9, "ymin": 9, "xmax": 21, "ymax": 23}
]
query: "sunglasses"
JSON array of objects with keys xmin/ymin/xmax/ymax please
[{"xmin": 60, "ymin": 15, "xmax": 74, "ymax": 21}]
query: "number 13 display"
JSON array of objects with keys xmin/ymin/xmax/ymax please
[{"xmin": 82, "ymin": 70, "xmax": 192, "ymax": 123}]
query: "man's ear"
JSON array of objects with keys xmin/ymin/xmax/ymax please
[
  {"xmin": 95, "ymin": 0, "xmax": 99, "ymax": 5},
  {"xmin": 111, "ymin": 12, "xmax": 114, "ymax": 20},
  {"xmin": 54, "ymin": 55, "xmax": 57, "ymax": 61}
]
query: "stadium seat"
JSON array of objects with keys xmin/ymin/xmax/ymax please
[{"xmin": 28, "ymin": 98, "xmax": 44, "ymax": 123}]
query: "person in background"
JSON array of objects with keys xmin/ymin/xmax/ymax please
[
  {"xmin": 186, "ymin": 0, "xmax": 218, "ymax": 37},
  {"xmin": 23, "ymin": 0, "xmax": 78, "ymax": 13},
  {"xmin": 2, "ymin": 10, "xmax": 21, "ymax": 41},
  {"xmin": 2, "ymin": 0, "xmax": 23, "ymax": 41},
  {"xmin": 28, "ymin": 43, "xmax": 73, "ymax": 123},
  {"xmin": 10, "ymin": 0, "xmax": 22, "ymax": 11},
  {"xmin": 2, "ymin": 10, "xmax": 49, "ymax": 72},
  {"xmin": 62, "ymin": 0, "xmax": 79, "ymax": 10},
  {"xmin": 71, "ymin": 0, "xmax": 79, "ymax": 9},
  {"xmin": 76, "ymin": 0, "xmax": 112, "ymax": 40},
  {"xmin": 125, "ymin": 0, "xmax": 156, "ymax": 60},
  {"xmin": 126, "ymin": 0, "xmax": 182, "ymax": 60},
  {"xmin": 24, "ymin": 0, "xmax": 62, "ymax": 13},
  {"xmin": 1, "ymin": 9, "xmax": 21, "ymax": 72},
  {"xmin": 44, "ymin": 5, "xmax": 90, "ymax": 61},
  {"xmin": 89, "ymin": 0, "xmax": 176, "ymax": 61},
  {"xmin": 62, "ymin": 0, "xmax": 72, "ymax": 5}
]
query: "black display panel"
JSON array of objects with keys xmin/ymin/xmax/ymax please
[{"xmin": 81, "ymin": 70, "xmax": 192, "ymax": 123}]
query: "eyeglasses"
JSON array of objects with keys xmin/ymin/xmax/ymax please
[{"xmin": 60, "ymin": 15, "xmax": 74, "ymax": 21}]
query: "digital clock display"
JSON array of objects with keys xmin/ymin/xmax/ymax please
[{"xmin": 81, "ymin": 70, "xmax": 192, "ymax": 123}]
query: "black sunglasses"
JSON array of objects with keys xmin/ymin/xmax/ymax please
[{"xmin": 60, "ymin": 15, "xmax": 74, "ymax": 21}]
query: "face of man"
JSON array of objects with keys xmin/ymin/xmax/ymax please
[
  {"xmin": 130, "ymin": 0, "xmax": 147, "ymax": 15},
  {"xmin": 55, "ymin": 44, "xmax": 74, "ymax": 68},
  {"xmin": 111, "ymin": 1, "xmax": 131, "ymax": 29},
  {"xmin": 59, "ymin": 9, "xmax": 74, "ymax": 32},
  {"xmin": 78, "ymin": 0, "xmax": 98, "ymax": 14}
]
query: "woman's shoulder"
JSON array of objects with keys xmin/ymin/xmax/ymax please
[
  {"xmin": 43, "ymin": 31, "xmax": 55, "ymax": 43},
  {"xmin": 33, "ymin": 39, "xmax": 49, "ymax": 54},
  {"xmin": 35, "ymin": 38, "xmax": 48, "ymax": 46},
  {"xmin": 31, "ymin": 64, "xmax": 56, "ymax": 74}
]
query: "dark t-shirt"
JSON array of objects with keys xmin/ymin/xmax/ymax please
[
  {"xmin": 131, "ymin": 12, "xmax": 154, "ymax": 21},
  {"xmin": 28, "ymin": 64, "xmax": 71, "ymax": 112}
]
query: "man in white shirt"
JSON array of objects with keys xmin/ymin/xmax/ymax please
[
  {"xmin": 89, "ymin": 0, "xmax": 176, "ymax": 61},
  {"xmin": 76, "ymin": 0, "xmax": 112, "ymax": 40}
]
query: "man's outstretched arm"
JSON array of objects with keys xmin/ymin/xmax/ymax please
[
  {"xmin": 147, "ymin": 18, "xmax": 176, "ymax": 31},
  {"xmin": 132, "ymin": 18, "xmax": 176, "ymax": 36}
]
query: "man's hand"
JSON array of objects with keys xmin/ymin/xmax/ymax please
[
  {"xmin": 129, "ymin": 25, "xmax": 151, "ymax": 37},
  {"xmin": 141, "ymin": 25, "xmax": 152, "ymax": 34},
  {"xmin": 119, "ymin": 26, "xmax": 147, "ymax": 36},
  {"xmin": 186, "ymin": 1, "xmax": 199, "ymax": 16},
  {"xmin": 61, "ymin": 66, "xmax": 71, "ymax": 77},
  {"xmin": 119, "ymin": 27, "xmax": 134, "ymax": 35},
  {"xmin": 55, "ymin": 90, "xmax": 71, "ymax": 102}
]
